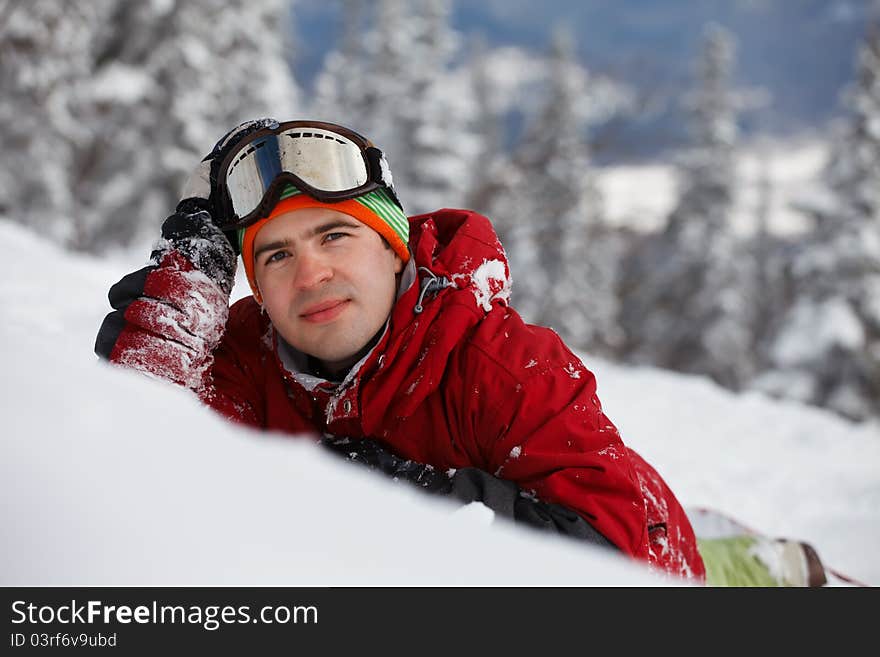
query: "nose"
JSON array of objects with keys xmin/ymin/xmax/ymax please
[{"xmin": 293, "ymin": 248, "xmax": 333, "ymax": 290}]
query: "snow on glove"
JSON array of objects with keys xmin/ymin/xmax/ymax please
[
  {"xmin": 320, "ymin": 436, "xmax": 616, "ymax": 550},
  {"xmin": 95, "ymin": 205, "xmax": 236, "ymax": 366},
  {"xmin": 151, "ymin": 209, "xmax": 236, "ymax": 295}
]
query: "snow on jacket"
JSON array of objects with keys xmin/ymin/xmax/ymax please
[{"xmin": 99, "ymin": 208, "xmax": 705, "ymax": 582}]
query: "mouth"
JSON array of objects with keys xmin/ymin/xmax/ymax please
[{"xmin": 299, "ymin": 299, "xmax": 350, "ymax": 323}]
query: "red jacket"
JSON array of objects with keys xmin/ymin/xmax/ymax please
[{"xmin": 109, "ymin": 208, "xmax": 705, "ymax": 582}]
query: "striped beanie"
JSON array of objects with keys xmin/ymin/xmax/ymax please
[{"xmin": 239, "ymin": 184, "xmax": 410, "ymax": 303}]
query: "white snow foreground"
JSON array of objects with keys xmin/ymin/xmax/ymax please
[
  {"xmin": 3, "ymin": 359, "xmax": 662, "ymax": 586},
  {"xmin": 0, "ymin": 220, "xmax": 665, "ymax": 587}
]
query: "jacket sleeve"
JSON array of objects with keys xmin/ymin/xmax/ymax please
[
  {"xmin": 449, "ymin": 316, "xmax": 652, "ymax": 562},
  {"xmin": 484, "ymin": 361, "xmax": 650, "ymax": 561},
  {"xmin": 95, "ymin": 249, "xmax": 263, "ymax": 427},
  {"xmin": 454, "ymin": 316, "xmax": 706, "ymax": 581}
]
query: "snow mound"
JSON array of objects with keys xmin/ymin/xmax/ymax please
[{"xmin": 0, "ymin": 219, "xmax": 663, "ymax": 586}]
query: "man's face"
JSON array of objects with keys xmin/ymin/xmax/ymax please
[{"xmin": 253, "ymin": 207, "xmax": 404, "ymax": 372}]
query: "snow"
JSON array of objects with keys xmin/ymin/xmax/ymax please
[
  {"xmin": 464, "ymin": 258, "xmax": 510, "ymax": 312},
  {"xmin": 591, "ymin": 357, "xmax": 880, "ymax": 586},
  {"xmin": 595, "ymin": 136, "xmax": 826, "ymax": 237},
  {"xmin": 89, "ymin": 63, "xmax": 154, "ymax": 104},
  {"xmin": 1, "ymin": 217, "xmax": 878, "ymax": 587}
]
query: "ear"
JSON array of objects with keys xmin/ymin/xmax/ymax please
[{"xmin": 252, "ymin": 276, "xmax": 264, "ymax": 305}]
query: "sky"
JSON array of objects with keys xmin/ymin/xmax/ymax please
[{"xmin": 2, "ymin": 141, "xmax": 877, "ymax": 587}]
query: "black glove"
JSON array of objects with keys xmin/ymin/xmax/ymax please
[
  {"xmin": 320, "ymin": 436, "xmax": 616, "ymax": 551},
  {"xmin": 320, "ymin": 436, "xmax": 453, "ymax": 494},
  {"xmin": 447, "ymin": 467, "xmax": 616, "ymax": 549},
  {"xmin": 94, "ymin": 207, "xmax": 237, "ymax": 360},
  {"xmin": 150, "ymin": 209, "xmax": 237, "ymax": 295}
]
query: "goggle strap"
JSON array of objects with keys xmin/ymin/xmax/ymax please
[{"xmin": 364, "ymin": 146, "xmax": 404, "ymax": 212}]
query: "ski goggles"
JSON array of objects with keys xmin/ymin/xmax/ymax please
[{"xmin": 213, "ymin": 120, "xmax": 400, "ymax": 231}]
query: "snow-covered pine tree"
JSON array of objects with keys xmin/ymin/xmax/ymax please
[
  {"xmin": 311, "ymin": 0, "xmax": 371, "ymax": 127},
  {"xmin": 747, "ymin": 145, "xmax": 793, "ymax": 375},
  {"xmin": 343, "ymin": 0, "xmax": 420, "ymax": 153},
  {"xmin": 314, "ymin": 0, "xmax": 481, "ymax": 214},
  {"xmin": 501, "ymin": 27, "xmax": 620, "ymax": 354},
  {"xmin": 72, "ymin": 0, "xmax": 299, "ymax": 252},
  {"xmin": 391, "ymin": 0, "xmax": 482, "ymax": 214},
  {"xmin": 618, "ymin": 23, "xmax": 758, "ymax": 389},
  {"xmin": 0, "ymin": 1, "xmax": 100, "ymax": 244},
  {"xmin": 2, "ymin": 0, "xmax": 299, "ymax": 253},
  {"xmin": 462, "ymin": 33, "xmax": 514, "ymax": 222},
  {"xmin": 755, "ymin": 23, "xmax": 880, "ymax": 422}
]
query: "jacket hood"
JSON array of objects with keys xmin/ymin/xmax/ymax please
[
  {"xmin": 361, "ymin": 208, "xmax": 513, "ymax": 423},
  {"xmin": 406, "ymin": 208, "xmax": 512, "ymax": 314}
]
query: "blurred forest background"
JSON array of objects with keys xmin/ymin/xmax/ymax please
[{"xmin": 2, "ymin": 0, "xmax": 878, "ymax": 425}]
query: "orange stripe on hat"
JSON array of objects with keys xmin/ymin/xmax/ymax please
[{"xmin": 240, "ymin": 194, "xmax": 410, "ymax": 305}]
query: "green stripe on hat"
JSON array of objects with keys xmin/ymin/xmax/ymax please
[
  {"xmin": 279, "ymin": 185, "xmax": 303, "ymax": 201},
  {"xmin": 354, "ymin": 188, "xmax": 409, "ymax": 245}
]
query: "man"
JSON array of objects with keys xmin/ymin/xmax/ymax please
[{"xmin": 96, "ymin": 118, "xmax": 706, "ymax": 582}]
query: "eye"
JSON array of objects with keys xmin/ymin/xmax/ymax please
[
  {"xmin": 264, "ymin": 250, "xmax": 289, "ymax": 265},
  {"xmin": 323, "ymin": 232, "xmax": 349, "ymax": 244}
]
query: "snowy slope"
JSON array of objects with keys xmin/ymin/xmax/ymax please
[{"xmin": 1, "ymin": 218, "xmax": 877, "ymax": 586}]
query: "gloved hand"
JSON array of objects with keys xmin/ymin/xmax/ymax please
[
  {"xmin": 320, "ymin": 436, "xmax": 453, "ymax": 493},
  {"xmin": 447, "ymin": 468, "xmax": 615, "ymax": 549},
  {"xmin": 152, "ymin": 209, "xmax": 237, "ymax": 295},
  {"xmin": 319, "ymin": 436, "xmax": 616, "ymax": 550},
  {"xmin": 151, "ymin": 118, "xmax": 282, "ymax": 293}
]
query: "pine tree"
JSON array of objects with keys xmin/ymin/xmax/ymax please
[
  {"xmin": 311, "ymin": 0, "xmax": 370, "ymax": 127},
  {"xmin": 1, "ymin": 0, "xmax": 299, "ymax": 253},
  {"xmin": 76, "ymin": 0, "xmax": 299, "ymax": 252},
  {"xmin": 393, "ymin": 0, "xmax": 481, "ymax": 214},
  {"xmin": 757, "ymin": 24, "xmax": 880, "ymax": 421},
  {"xmin": 462, "ymin": 33, "xmax": 511, "ymax": 220},
  {"xmin": 619, "ymin": 23, "xmax": 758, "ymax": 388},
  {"xmin": 502, "ymin": 27, "xmax": 619, "ymax": 354},
  {"xmin": 748, "ymin": 145, "xmax": 792, "ymax": 373},
  {"xmin": 313, "ymin": 0, "xmax": 481, "ymax": 215},
  {"xmin": 357, "ymin": 0, "xmax": 420, "ymax": 151},
  {"xmin": 0, "ymin": 1, "xmax": 100, "ymax": 243}
]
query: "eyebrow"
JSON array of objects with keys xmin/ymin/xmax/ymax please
[{"xmin": 253, "ymin": 220, "xmax": 362, "ymax": 260}]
